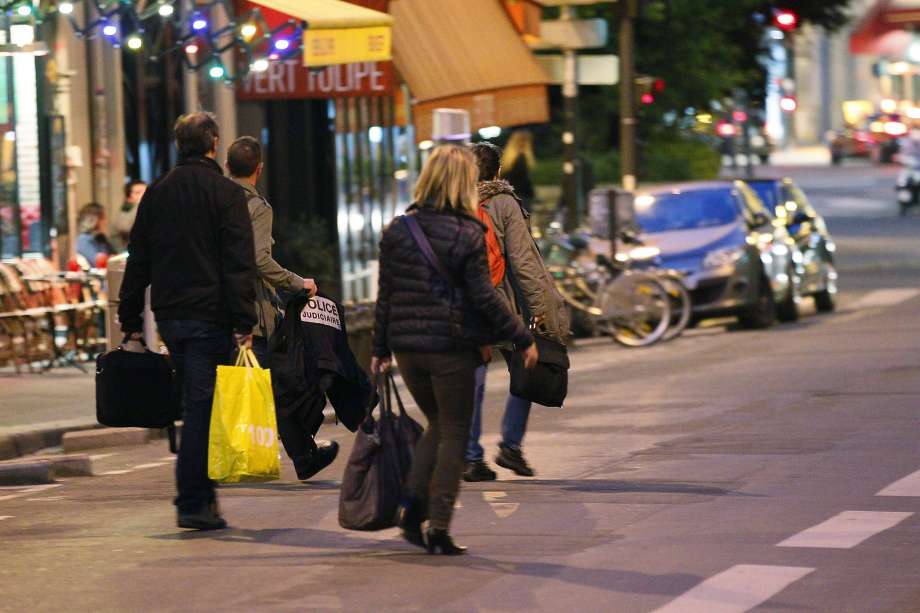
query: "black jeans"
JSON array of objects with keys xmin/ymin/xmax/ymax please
[
  {"xmin": 157, "ymin": 319, "xmax": 233, "ymax": 514},
  {"xmin": 395, "ymin": 350, "xmax": 480, "ymax": 531},
  {"xmin": 251, "ymin": 337, "xmax": 319, "ymax": 468}
]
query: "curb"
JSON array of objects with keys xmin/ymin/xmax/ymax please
[
  {"xmin": 0, "ymin": 423, "xmax": 100, "ymax": 461},
  {"xmin": 0, "ymin": 460, "xmax": 55, "ymax": 485},
  {"xmin": 62, "ymin": 428, "xmax": 152, "ymax": 453}
]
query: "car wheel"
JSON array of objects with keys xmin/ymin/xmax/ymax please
[
  {"xmin": 814, "ymin": 263, "xmax": 837, "ymax": 313},
  {"xmin": 776, "ymin": 267, "xmax": 800, "ymax": 323},
  {"xmin": 738, "ymin": 275, "xmax": 777, "ymax": 329}
]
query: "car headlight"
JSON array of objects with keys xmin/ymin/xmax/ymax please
[
  {"xmin": 703, "ymin": 247, "xmax": 744, "ymax": 269},
  {"xmin": 628, "ymin": 246, "xmax": 661, "ymax": 261}
]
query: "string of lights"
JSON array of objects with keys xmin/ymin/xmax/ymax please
[{"xmin": 0, "ymin": 0, "xmax": 305, "ymax": 82}]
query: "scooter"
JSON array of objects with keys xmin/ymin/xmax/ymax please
[{"xmin": 895, "ymin": 154, "xmax": 920, "ymax": 216}]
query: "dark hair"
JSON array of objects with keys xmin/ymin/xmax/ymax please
[
  {"xmin": 471, "ymin": 142, "xmax": 502, "ymax": 182},
  {"xmin": 124, "ymin": 179, "xmax": 146, "ymax": 199},
  {"xmin": 78, "ymin": 202, "xmax": 105, "ymax": 233},
  {"xmin": 227, "ymin": 136, "xmax": 262, "ymax": 178},
  {"xmin": 174, "ymin": 111, "xmax": 219, "ymax": 158}
]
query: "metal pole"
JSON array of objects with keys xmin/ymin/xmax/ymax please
[
  {"xmin": 182, "ymin": 0, "xmax": 199, "ymax": 113},
  {"xmin": 619, "ymin": 0, "xmax": 638, "ymax": 192},
  {"xmin": 561, "ymin": 6, "xmax": 579, "ymax": 231}
]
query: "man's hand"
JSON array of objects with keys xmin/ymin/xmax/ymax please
[
  {"xmin": 521, "ymin": 343, "xmax": 539, "ymax": 370},
  {"xmin": 303, "ymin": 278, "xmax": 318, "ymax": 297},
  {"xmin": 122, "ymin": 331, "xmax": 145, "ymax": 353},
  {"xmin": 479, "ymin": 345, "xmax": 493, "ymax": 364},
  {"xmin": 234, "ymin": 333, "xmax": 253, "ymax": 349},
  {"xmin": 370, "ymin": 356, "xmax": 392, "ymax": 376}
]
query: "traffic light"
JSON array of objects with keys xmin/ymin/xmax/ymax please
[
  {"xmin": 780, "ymin": 96, "xmax": 797, "ymax": 112},
  {"xmin": 635, "ymin": 76, "xmax": 662, "ymax": 105},
  {"xmin": 774, "ymin": 9, "xmax": 798, "ymax": 31}
]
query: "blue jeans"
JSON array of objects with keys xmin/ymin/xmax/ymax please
[
  {"xmin": 157, "ymin": 320, "xmax": 233, "ymax": 514},
  {"xmin": 466, "ymin": 362, "xmax": 532, "ymax": 462}
]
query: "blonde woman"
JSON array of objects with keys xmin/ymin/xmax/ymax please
[
  {"xmin": 501, "ymin": 130, "xmax": 536, "ymax": 211},
  {"xmin": 371, "ymin": 145, "xmax": 537, "ymax": 555}
]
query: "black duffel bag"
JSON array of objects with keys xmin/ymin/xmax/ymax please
[
  {"xmin": 339, "ymin": 373, "xmax": 423, "ymax": 531},
  {"xmin": 95, "ymin": 339, "xmax": 180, "ymax": 451},
  {"xmin": 508, "ymin": 334, "xmax": 570, "ymax": 408}
]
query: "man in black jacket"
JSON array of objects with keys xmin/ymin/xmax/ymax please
[{"xmin": 119, "ymin": 112, "xmax": 257, "ymax": 530}]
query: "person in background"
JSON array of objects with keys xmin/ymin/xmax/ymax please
[
  {"xmin": 119, "ymin": 112, "xmax": 257, "ymax": 531},
  {"xmin": 371, "ymin": 145, "xmax": 538, "ymax": 555},
  {"xmin": 115, "ymin": 180, "xmax": 147, "ymax": 248},
  {"xmin": 501, "ymin": 130, "xmax": 536, "ymax": 212},
  {"xmin": 464, "ymin": 142, "xmax": 570, "ymax": 482},
  {"xmin": 225, "ymin": 135, "xmax": 338, "ymax": 482},
  {"xmin": 76, "ymin": 203, "xmax": 115, "ymax": 267}
]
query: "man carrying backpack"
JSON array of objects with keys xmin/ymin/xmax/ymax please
[{"xmin": 464, "ymin": 143, "xmax": 569, "ymax": 481}]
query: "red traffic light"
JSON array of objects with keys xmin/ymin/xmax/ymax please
[
  {"xmin": 774, "ymin": 10, "xmax": 797, "ymax": 31},
  {"xmin": 732, "ymin": 110, "xmax": 748, "ymax": 123},
  {"xmin": 640, "ymin": 93, "xmax": 655, "ymax": 105},
  {"xmin": 780, "ymin": 96, "xmax": 797, "ymax": 112},
  {"xmin": 653, "ymin": 78, "xmax": 665, "ymax": 92}
]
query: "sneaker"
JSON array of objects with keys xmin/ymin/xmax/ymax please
[
  {"xmin": 463, "ymin": 460, "xmax": 497, "ymax": 482},
  {"xmin": 295, "ymin": 440, "xmax": 339, "ymax": 481},
  {"xmin": 495, "ymin": 445, "xmax": 535, "ymax": 477},
  {"xmin": 178, "ymin": 501, "xmax": 228, "ymax": 531}
]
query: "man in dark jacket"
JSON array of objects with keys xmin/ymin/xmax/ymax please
[{"xmin": 119, "ymin": 112, "xmax": 257, "ymax": 530}]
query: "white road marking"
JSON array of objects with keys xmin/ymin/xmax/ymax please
[
  {"xmin": 0, "ymin": 484, "xmax": 62, "ymax": 502},
  {"xmin": 652, "ymin": 564, "xmax": 814, "ymax": 613},
  {"xmin": 158, "ymin": 456, "xmax": 177, "ymax": 462},
  {"xmin": 490, "ymin": 503, "xmax": 519, "ymax": 518},
  {"xmin": 89, "ymin": 453, "xmax": 117, "ymax": 461},
  {"xmin": 851, "ymin": 289, "xmax": 920, "ymax": 310},
  {"xmin": 483, "ymin": 491, "xmax": 507, "ymax": 502},
  {"xmin": 131, "ymin": 462, "xmax": 167, "ymax": 470},
  {"xmin": 99, "ymin": 469, "xmax": 133, "ymax": 476},
  {"xmin": 877, "ymin": 469, "xmax": 920, "ymax": 497},
  {"xmin": 26, "ymin": 496, "xmax": 66, "ymax": 502},
  {"xmin": 0, "ymin": 516, "xmax": 12, "ymax": 521},
  {"xmin": 777, "ymin": 511, "xmax": 912, "ymax": 549}
]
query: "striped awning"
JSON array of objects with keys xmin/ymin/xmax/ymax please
[{"xmin": 248, "ymin": 0, "xmax": 393, "ymax": 66}]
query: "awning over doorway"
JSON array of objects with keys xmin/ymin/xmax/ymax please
[
  {"xmin": 248, "ymin": 0, "xmax": 393, "ymax": 66},
  {"xmin": 850, "ymin": 0, "xmax": 920, "ymax": 55},
  {"xmin": 389, "ymin": 0, "xmax": 550, "ymax": 141}
]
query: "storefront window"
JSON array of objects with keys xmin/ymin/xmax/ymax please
[{"xmin": 0, "ymin": 56, "xmax": 17, "ymax": 258}]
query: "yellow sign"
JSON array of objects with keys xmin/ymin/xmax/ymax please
[{"xmin": 303, "ymin": 26, "xmax": 391, "ymax": 67}]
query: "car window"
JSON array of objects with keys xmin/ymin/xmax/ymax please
[
  {"xmin": 748, "ymin": 182, "xmax": 778, "ymax": 210},
  {"xmin": 635, "ymin": 189, "xmax": 740, "ymax": 233},
  {"xmin": 737, "ymin": 183, "xmax": 770, "ymax": 224}
]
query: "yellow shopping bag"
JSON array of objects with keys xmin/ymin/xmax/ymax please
[{"xmin": 207, "ymin": 347, "xmax": 280, "ymax": 483}]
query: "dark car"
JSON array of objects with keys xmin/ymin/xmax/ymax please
[
  {"xmin": 829, "ymin": 113, "xmax": 904, "ymax": 165},
  {"xmin": 634, "ymin": 180, "xmax": 801, "ymax": 328},
  {"xmin": 747, "ymin": 177, "xmax": 837, "ymax": 312}
]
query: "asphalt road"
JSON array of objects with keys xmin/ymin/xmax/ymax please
[{"xmin": 3, "ymin": 162, "xmax": 920, "ymax": 612}]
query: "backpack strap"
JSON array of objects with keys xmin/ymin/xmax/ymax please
[{"xmin": 403, "ymin": 214, "xmax": 454, "ymax": 288}]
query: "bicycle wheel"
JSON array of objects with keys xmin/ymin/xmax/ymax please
[
  {"xmin": 594, "ymin": 272, "xmax": 672, "ymax": 347},
  {"xmin": 660, "ymin": 274, "xmax": 691, "ymax": 342}
]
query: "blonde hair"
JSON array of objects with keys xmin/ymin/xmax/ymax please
[
  {"xmin": 414, "ymin": 145, "xmax": 479, "ymax": 217},
  {"xmin": 501, "ymin": 130, "xmax": 535, "ymax": 170}
]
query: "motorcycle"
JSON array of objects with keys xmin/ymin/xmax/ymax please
[{"xmin": 896, "ymin": 154, "xmax": 920, "ymax": 216}]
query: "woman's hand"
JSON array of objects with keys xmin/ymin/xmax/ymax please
[
  {"xmin": 479, "ymin": 346, "xmax": 493, "ymax": 364},
  {"xmin": 521, "ymin": 343, "xmax": 539, "ymax": 370},
  {"xmin": 370, "ymin": 356, "xmax": 392, "ymax": 376}
]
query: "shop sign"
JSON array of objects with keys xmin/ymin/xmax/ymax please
[
  {"xmin": 238, "ymin": 60, "xmax": 393, "ymax": 100},
  {"xmin": 303, "ymin": 26, "xmax": 392, "ymax": 67}
]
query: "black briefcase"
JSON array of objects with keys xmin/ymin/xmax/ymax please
[
  {"xmin": 508, "ymin": 335, "xmax": 570, "ymax": 408},
  {"xmin": 95, "ymin": 342, "xmax": 181, "ymax": 451}
]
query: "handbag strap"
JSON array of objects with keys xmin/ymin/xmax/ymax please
[
  {"xmin": 403, "ymin": 214, "xmax": 454, "ymax": 288},
  {"xmin": 387, "ymin": 372, "xmax": 409, "ymax": 417}
]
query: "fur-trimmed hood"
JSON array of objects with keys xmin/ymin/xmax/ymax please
[{"xmin": 478, "ymin": 179, "xmax": 519, "ymax": 203}]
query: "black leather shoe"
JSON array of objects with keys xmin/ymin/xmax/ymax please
[
  {"xmin": 398, "ymin": 497, "xmax": 428, "ymax": 549},
  {"xmin": 495, "ymin": 445, "xmax": 535, "ymax": 477},
  {"xmin": 463, "ymin": 460, "xmax": 497, "ymax": 482},
  {"xmin": 178, "ymin": 502, "xmax": 228, "ymax": 531},
  {"xmin": 425, "ymin": 528, "xmax": 467, "ymax": 555},
  {"xmin": 295, "ymin": 440, "xmax": 339, "ymax": 481}
]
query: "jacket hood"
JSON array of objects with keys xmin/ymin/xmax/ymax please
[{"xmin": 478, "ymin": 179, "xmax": 519, "ymax": 203}]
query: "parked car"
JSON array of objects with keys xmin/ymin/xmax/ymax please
[
  {"xmin": 633, "ymin": 180, "xmax": 801, "ymax": 328},
  {"xmin": 747, "ymin": 177, "xmax": 837, "ymax": 312},
  {"xmin": 718, "ymin": 123, "xmax": 774, "ymax": 165},
  {"xmin": 828, "ymin": 113, "xmax": 905, "ymax": 165}
]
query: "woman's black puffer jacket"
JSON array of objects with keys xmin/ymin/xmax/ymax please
[{"xmin": 373, "ymin": 206, "xmax": 533, "ymax": 357}]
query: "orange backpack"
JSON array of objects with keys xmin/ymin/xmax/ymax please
[{"xmin": 477, "ymin": 201, "xmax": 506, "ymax": 287}]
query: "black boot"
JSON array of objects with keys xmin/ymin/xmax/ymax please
[
  {"xmin": 177, "ymin": 501, "xmax": 228, "ymax": 531},
  {"xmin": 425, "ymin": 528, "xmax": 467, "ymax": 555},
  {"xmin": 495, "ymin": 444, "xmax": 535, "ymax": 477},
  {"xmin": 463, "ymin": 460, "xmax": 497, "ymax": 482},
  {"xmin": 398, "ymin": 497, "xmax": 428, "ymax": 549},
  {"xmin": 294, "ymin": 440, "xmax": 339, "ymax": 481}
]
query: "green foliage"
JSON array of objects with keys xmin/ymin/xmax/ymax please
[
  {"xmin": 641, "ymin": 136, "xmax": 721, "ymax": 182},
  {"xmin": 272, "ymin": 216, "xmax": 340, "ymax": 296}
]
